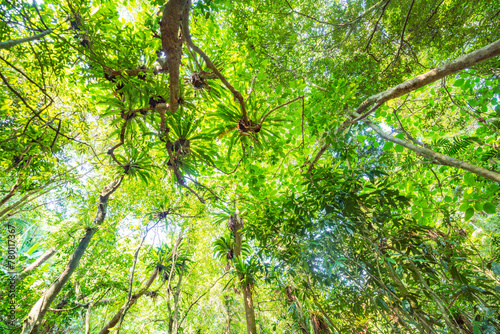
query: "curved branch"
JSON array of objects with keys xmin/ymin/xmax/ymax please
[
  {"xmin": 355, "ymin": 111, "xmax": 500, "ymax": 184},
  {"xmin": 257, "ymin": 96, "xmax": 304, "ymax": 128},
  {"xmin": 307, "ymin": 142, "xmax": 330, "ymax": 174},
  {"xmin": 0, "ymin": 55, "xmax": 53, "ymax": 103},
  {"xmin": 384, "ymin": 0, "xmax": 415, "ymax": 71},
  {"xmin": 98, "ymin": 267, "xmax": 159, "ymax": 334},
  {"xmin": 115, "ymin": 220, "xmax": 162, "ymax": 334},
  {"xmin": 179, "ymin": 272, "xmax": 228, "ymax": 327},
  {"xmin": 365, "ymin": 0, "xmax": 391, "ymax": 51},
  {"xmin": 181, "ymin": 6, "xmax": 248, "ymax": 122},
  {"xmin": 0, "ymin": 29, "xmax": 53, "ymax": 49},
  {"xmin": 352, "ymin": 38, "xmax": 500, "ymax": 124},
  {"xmin": 107, "ymin": 121, "xmax": 128, "ymax": 168},
  {"xmin": 17, "ymin": 248, "xmax": 57, "ymax": 281}
]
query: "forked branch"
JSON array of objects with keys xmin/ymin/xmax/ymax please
[{"xmin": 181, "ymin": 5, "xmax": 248, "ymax": 122}]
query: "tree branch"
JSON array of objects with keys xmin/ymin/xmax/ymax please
[
  {"xmin": 353, "ymin": 110, "xmax": 500, "ymax": 183},
  {"xmin": 307, "ymin": 38, "xmax": 500, "ymax": 172},
  {"xmin": 22, "ymin": 178, "xmax": 123, "ymax": 334},
  {"xmin": 181, "ymin": 5, "xmax": 248, "ymax": 122},
  {"xmin": 179, "ymin": 272, "xmax": 228, "ymax": 327},
  {"xmin": 17, "ymin": 248, "xmax": 57, "ymax": 281},
  {"xmin": 257, "ymin": 96, "xmax": 304, "ymax": 128},
  {"xmin": 0, "ymin": 29, "xmax": 53, "ymax": 49},
  {"xmin": 365, "ymin": 0, "xmax": 391, "ymax": 51}
]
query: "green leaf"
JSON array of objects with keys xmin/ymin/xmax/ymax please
[
  {"xmin": 383, "ymin": 142, "xmax": 393, "ymax": 151},
  {"xmin": 464, "ymin": 207, "xmax": 474, "ymax": 221},
  {"xmin": 402, "ymin": 300, "xmax": 411, "ymax": 312},
  {"xmin": 453, "ymin": 78, "xmax": 465, "ymax": 87},
  {"xmin": 491, "ymin": 262, "xmax": 500, "ymax": 276},
  {"xmin": 26, "ymin": 242, "xmax": 40, "ymax": 256},
  {"xmin": 374, "ymin": 297, "xmax": 389, "ymax": 311},
  {"xmin": 483, "ymin": 202, "xmax": 496, "ymax": 214}
]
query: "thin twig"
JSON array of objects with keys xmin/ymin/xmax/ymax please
[
  {"xmin": 258, "ymin": 96, "xmax": 304, "ymax": 128},
  {"xmin": 365, "ymin": 0, "xmax": 391, "ymax": 51},
  {"xmin": 178, "ymin": 272, "xmax": 228, "ymax": 327},
  {"xmin": 245, "ymin": 74, "xmax": 257, "ymax": 104},
  {"xmin": 384, "ymin": 0, "xmax": 415, "ymax": 71}
]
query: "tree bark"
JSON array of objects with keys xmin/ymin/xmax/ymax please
[
  {"xmin": 350, "ymin": 38, "xmax": 500, "ymax": 124},
  {"xmin": 231, "ymin": 210, "xmax": 257, "ymax": 334},
  {"xmin": 0, "ymin": 29, "xmax": 53, "ymax": 49},
  {"xmin": 85, "ymin": 303, "xmax": 93, "ymax": 334},
  {"xmin": 165, "ymin": 235, "xmax": 184, "ymax": 334},
  {"xmin": 21, "ymin": 178, "xmax": 123, "ymax": 334},
  {"xmin": 241, "ymin": 284, "xmax": 258, "ymax": 334},
  {"xmin": 160, "ymin": 0, "xmax": 190, "ymax": 114},
  {"xmin": 171, "ymin": 261, "xmax": 185, "ymax": 334},
  {"xmin": 224, "ymin": 295, "xmax": 232, "ymax": 334}
]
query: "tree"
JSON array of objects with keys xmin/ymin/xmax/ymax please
[{"xmin": 1, "ymin": 0, "xmax": 500, "ymax": 333}]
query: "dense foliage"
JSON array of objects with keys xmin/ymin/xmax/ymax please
[{"xmin": 1, "ymin": 0, "xmax": 500, "ymax": 333}]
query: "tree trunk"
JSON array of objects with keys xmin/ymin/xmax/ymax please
[
  {"xmin": 171, "ymin": 261, "xmax": 185, "ymax": 334},
  {"xmin": 162, "ymin": 235, "xmax": 184, "ymax": 334},
  {"xmin": 241, "ymin": 284, "xmax": 258, "ymax": 334},
  {"xmin": 85, "ymin": 303, "xmax": 93, "ymax": 334},
  {"xmin": 224, "ymin": 295, "xmax": 232, "ymax": 334},
  {"xmin": 21, "ymin": 178, "xmax": 122, "ymax": 334},
  {"xmin": 231, "ymin": 210, "xmax": 258, "ymax": 334},
  {"xmin": 160, "ymin": 0, "xmax": 190, "ymax": 114}
]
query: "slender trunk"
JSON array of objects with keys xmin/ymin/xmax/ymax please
[
  {"xmin": 116, "ymin": 224, "xmax": 153, "ymax": 334},
  {"xmin": 241, "ymin": 284, "xmax": 257, "ymax": 334},
  {"xmin": 21, "ymin": 178, "xmax": 122, "ymax": 334},
  {"xmin": 224, "ymin": 295, "xmax": 232, "ymax": 334},
  {"xmin": 0, "ymin": 29, "xmax": 53, "ymax": 49},
  {"xmin": 357, "ymin": 114, "xmax": 500, "ymax": 183},
  {"xmin": 85, "ymin": 303, "xmax": 93, "ymax": 334},
  {"xmin": 231, "ymin": 211, "xmax": 257, "ymax": 334},
  {"xmin": 178, "ymin": 273, "xmax": 228, "ymax": 329},
  {"xmin": 171, "ymin": 261, "xmax": 185, "ymax": 334},
  {"xmin": 165, "ymin": 235, "xmax": 184, "ymax": 334}
]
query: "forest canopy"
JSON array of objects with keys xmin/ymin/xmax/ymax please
[{"xmin": 1, "ymin": 0, "xmax": 500, "ymax": 333}]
